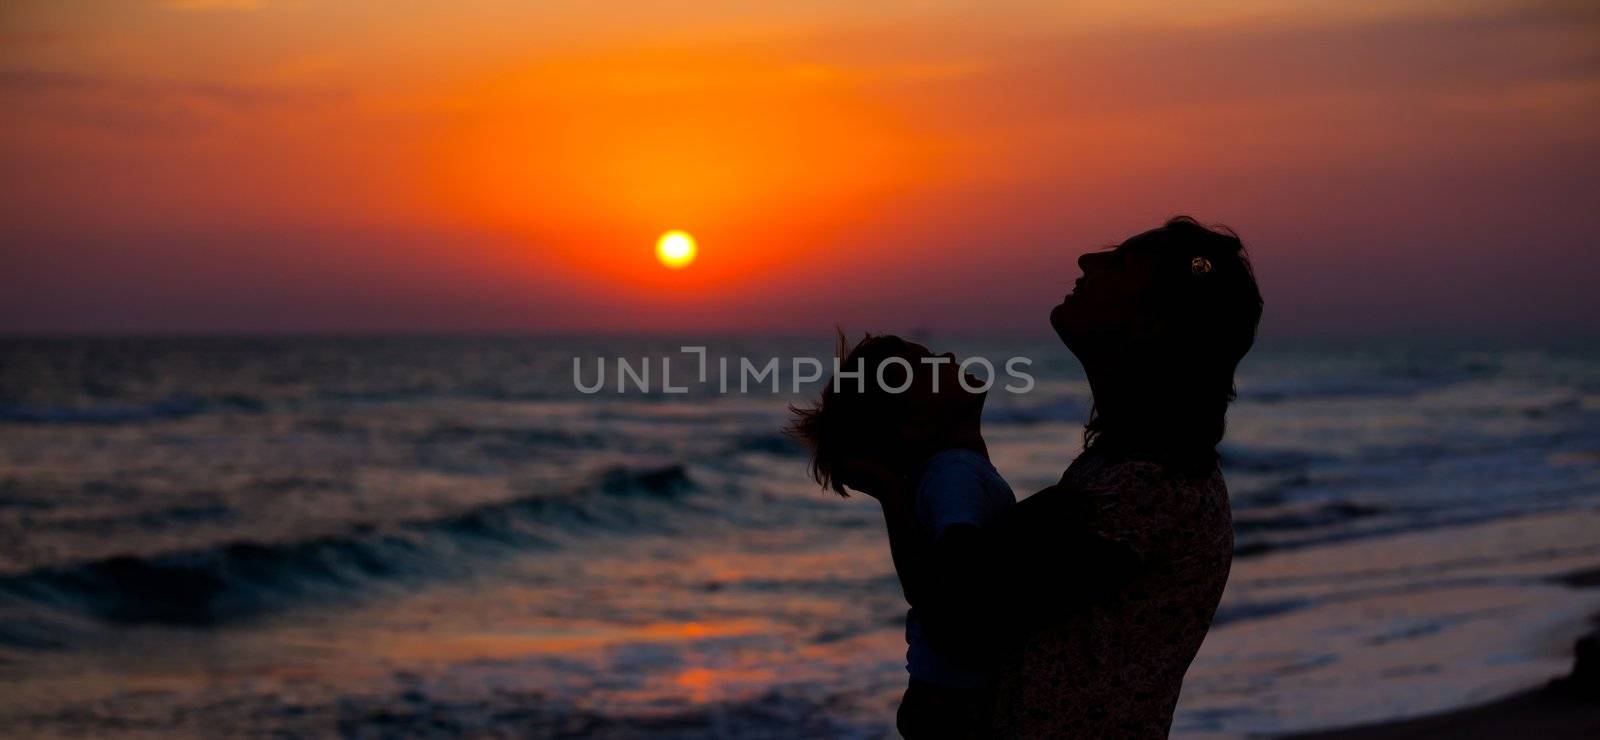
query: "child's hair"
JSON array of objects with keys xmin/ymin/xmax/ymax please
[{"xmin": 784, "ymin": 331, "xmax": 922, "ymax": 496}]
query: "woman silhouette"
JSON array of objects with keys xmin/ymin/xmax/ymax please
[{"xmin": 985, "ymin": 217, "xmax": 1264, "ymax": 737}]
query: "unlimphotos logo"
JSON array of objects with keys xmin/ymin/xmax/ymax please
[{"xmin": 573, "ymin": 346, "xmax": 1035, "ymax": 394}]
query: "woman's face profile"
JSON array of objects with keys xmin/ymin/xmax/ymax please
[{"xmin": 1050, "ymin": 247, "xmax": 1152, "ymax": 346}]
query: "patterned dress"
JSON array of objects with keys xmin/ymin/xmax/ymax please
[{"xmin": 990, "ymin": 449, "xmax": 1234, "ymax": 738}]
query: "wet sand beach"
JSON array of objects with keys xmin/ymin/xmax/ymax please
[{"xmin": 1285, "ymin": 622, "xmax": 1599, "ymax": 739}]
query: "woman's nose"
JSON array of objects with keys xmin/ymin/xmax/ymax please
[{"xmin": 1078, "ymin": 250, "xmax": 1114, "ymax": 273}]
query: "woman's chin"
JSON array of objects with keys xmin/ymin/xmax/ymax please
[{"xmin": 1049, "ymin": 301, "xmax": 1077, "ymax": 338}]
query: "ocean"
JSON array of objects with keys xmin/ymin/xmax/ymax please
[{"xmin": 1, "ymin": 336, "xmax": 1597, "ymax": 738}]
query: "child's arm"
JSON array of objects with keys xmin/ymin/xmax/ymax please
[{"xmin": 835, "ymin": 460, "xmax": 932, "ymax": 603}]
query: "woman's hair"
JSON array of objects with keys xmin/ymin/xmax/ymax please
[
  {"xmin": 784, "ymin": 331, "xmax": 921, "ymax": 496},
  {"xmin": 1083, "ymin": 216, "xmax": 1264, "ymax": 471}
]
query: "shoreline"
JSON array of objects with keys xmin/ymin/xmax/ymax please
[{"xmin": 1281, "ymin": 605, "xmax": 1599, "ymax": 739}]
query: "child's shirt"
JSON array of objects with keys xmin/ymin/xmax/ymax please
[{"xmin": 904, "ymin": 448, "xmax": 1017, "ymax": 688}]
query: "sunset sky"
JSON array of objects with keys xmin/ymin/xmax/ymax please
[{"xmin": 2, "ymin": 0, "xmax": 1597, "ymax": 338}]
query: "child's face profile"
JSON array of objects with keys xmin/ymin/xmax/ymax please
[{"xmin": 867, "ymin": 342, "xmax": 987, "ymax": 469}]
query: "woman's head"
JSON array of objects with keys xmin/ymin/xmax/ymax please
[
  {"xmin": 1050, "ymin": 216, "xmax": 1263, "ymax": 468},
  {"xmin": 785, "ymin": 332, "xmax": 985, "ymax": 496}
]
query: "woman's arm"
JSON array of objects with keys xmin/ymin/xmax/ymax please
[{"xmin": 919, "ymin": 487, "xmax": 1145, "ymax": 663}]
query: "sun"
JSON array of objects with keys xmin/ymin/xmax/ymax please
[{"xmin": 655, "ymin": 230, "xmax": 697, "ymax": 269}]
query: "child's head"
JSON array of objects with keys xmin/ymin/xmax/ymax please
[{"xmin": 785, "ymin": 332, "xmax": 985, "ymax": 496}]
